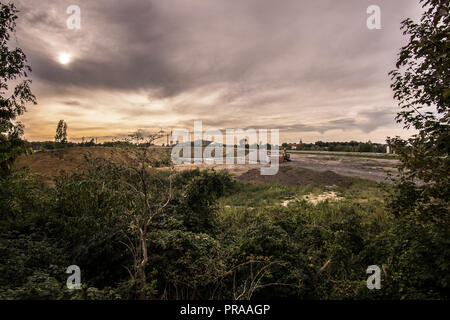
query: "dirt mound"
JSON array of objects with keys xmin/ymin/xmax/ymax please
[
  {"xmin": 236, "ymin": 165, "xmax": 354, "ymax": 187},
  {"xmin": 14, "ymin": 146, "xmax": 169, "ymax": 184}
]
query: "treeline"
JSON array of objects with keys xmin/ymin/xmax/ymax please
[
  {"xmin": 29, "ymin": 140, "xmax": 154, "ymax": 151},
  {"xmin": 282, "ymin": 141, "xmax": 387, "ymax": 153},
  {"xmin": 29, "ymin": 140, "xmax": 275, "ymax": 152}
]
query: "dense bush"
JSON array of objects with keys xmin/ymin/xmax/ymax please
[
  {"xmin": 3, "ymin": 136, "xmax": 450, "ymax": 301},
  {"xmin": 1, "ymin": 161, "xmax": 449, "ymax": 299}
]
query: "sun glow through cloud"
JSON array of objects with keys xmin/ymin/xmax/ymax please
[
  {"xmin": 57, "ymin": 52, "xmax": 72, "ymax": 65},
  {"xmin": 15, "ymin": 0, "xmax": 424, "ymax": 142}
]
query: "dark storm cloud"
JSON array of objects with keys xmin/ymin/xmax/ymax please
[
  {"xmin": 17, "ymin": 0, "xmax": 179, "ymax": 94},
  {"xmin": 16, "ymin": 0, "xmax": 417, "ymax": 93},
  {"xmin": 14, "ymin": 0, "xmax": 422, "ymax": 141},
  {"xmin": 62, "ymin": 100, "xmax": 81, "ymax": 106},
  {"xmin": 171, "ymin": 106, "xmax": 396, "ymax": 134}
]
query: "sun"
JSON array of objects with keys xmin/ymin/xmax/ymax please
[{"xmin": 58, "ymin": 52, "xmax": 72, "ymax": 65}]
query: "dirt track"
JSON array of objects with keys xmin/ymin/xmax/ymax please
[
  {"xmin": 174, "ymin": 153, "xmax": 399, "ymax": 184},
  {"xmin": 286, "ymin": 153, "xmax": 399, "ymax": 183},
  {"xmin": 236, "ymin": 166, "xmax": 354, "ymax": 187}
]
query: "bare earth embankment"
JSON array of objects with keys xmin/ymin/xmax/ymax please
[
  {"xmin": 15, "ymin": 147, "xmax": 398, "ymax": 186},
  {"xmin": 285, "ymin": 153, "xmax": 399, "ymax": 183},
  {"xmin": 175, "ymin": 152, "xmax": 399, "ymax": 184},
  {"xmin": 14, "ymin": 146, "xmax": 168, "ymax": 184}
]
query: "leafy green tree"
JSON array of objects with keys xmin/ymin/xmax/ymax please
[
  {"xmin": 387, "ymin": 0, "xmax": 450, "ymax": 299},
  {"xmin": 106, "ymin": 134, "xmax": 173, "ymax": 299},
  {"xmin": 55, "ymin": 120, "xmax": 68, "ymax": 144},
  {"xmin": 172, "ymin": 168, "xmax": 234, "ymax": 234},
  {"xmin": 0, "ymin": 3, "xmax": 36, "ymax": 174},
  {"xmin": 388, "ymin": 0, "xmax": 449, "ymax": 220}
]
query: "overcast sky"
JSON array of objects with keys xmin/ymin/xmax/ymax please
[{"xmin": 14, "ymin": 0, "xmax": 423, "ymax": 143}]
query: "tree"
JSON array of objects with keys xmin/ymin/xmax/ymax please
[
  {"xmin": 55, "ymin": 120, "xmax": 68, "ymax": 144},
  {"xmin": 388, "ymin": 0, "xmax": 449, "ymax": 221},
  {"xmin": 116, "ymin": 131, "xmax": 173, "ymax": 299},
  {"xmin": 0, "ymin": 3, "xmax": 36, "ymax": 174},
  {"xmin": 386, "ymin": 0, "xmax": 450, "ymax": 299}
]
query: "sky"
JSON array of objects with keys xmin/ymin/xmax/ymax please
[{"xmin": 12, "ymin": 0, "xmax": 424, "ymax": 143}]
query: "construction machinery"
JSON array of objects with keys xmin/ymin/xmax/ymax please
[{"xmin": 279, "ymin": 148, "xmax": 291, "ymax": 163}]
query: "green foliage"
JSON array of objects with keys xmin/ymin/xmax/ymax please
[
  {"xmin": 383, "ymin": 218, "xmax": 450, "ymax": 299},
  {"xmin": 385, "ymin": 0, "xmax": 450, "ymax": 299},
  {"xmin": 173, "ymin": 169, "xmax": 234, "ymax": 233},
  {"xmin": 1, "ymin": 1, "xmax": 448, "ymax": 301},
  {"xmin": 283, "ymin": 141, "xmax": 387, "ymax": 153},
  {"xmin": 0, "ymin": 164, "xmax": 237, "ymax": 299},
  {"xmin": 388, "ymin": 0, "xmax": 449, "ymax": 221},
  {"xmin": 0, "ymin": 157, "xmax": 448, "ymax": 300},
  {"xmin": 54, "ymin": 120, "xmax": 68, "ymax": 144},
  {"xmin": 0, "ymin": 2, "xmax": 36, "ymax": 175}
]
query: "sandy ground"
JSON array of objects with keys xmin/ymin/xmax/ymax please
[
  {"xmin": 16, "ymin": 147, "xmax": 398, "ymax": 184},
  {"xmin": 302, "ymin": 191, "xmax": 345, "ymax": 204},
  {"xmin": 281, "ymin": 191, "xmax": 345, "ymax": 206},
  {"xmin": 173, "ymin": 153, "xmax": 399, "ymax": 183},
  {"xmin": 286, "ymin": 153, "xmax": 399, "ymax": 183}
]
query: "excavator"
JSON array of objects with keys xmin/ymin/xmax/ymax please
[{"xmin": 279, "ymin": 148, "xmax": 291, "ymax": 163}]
